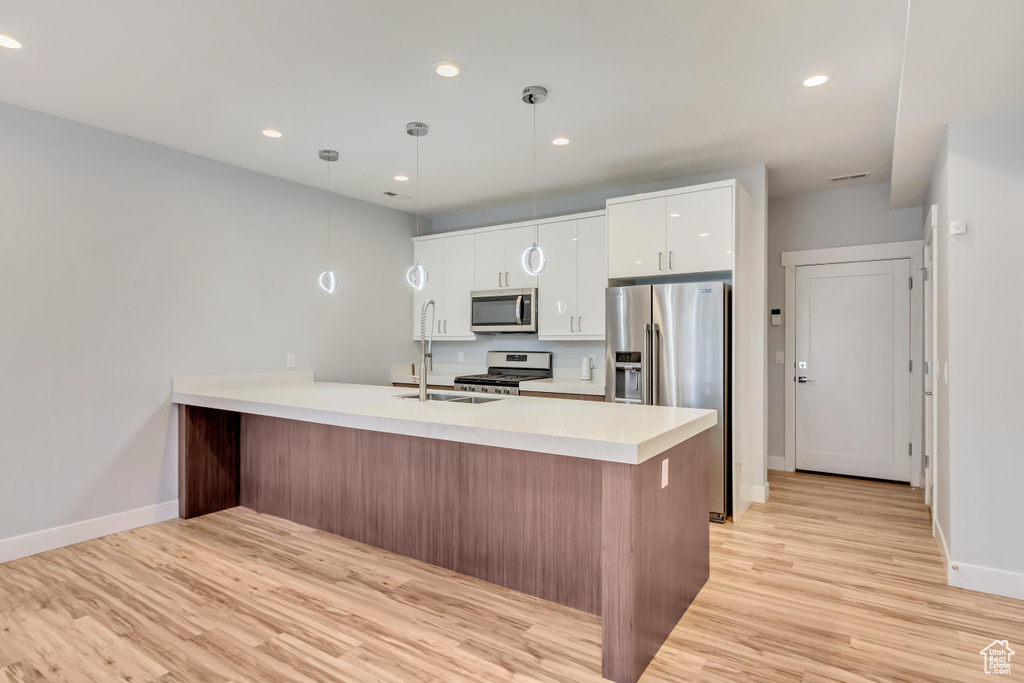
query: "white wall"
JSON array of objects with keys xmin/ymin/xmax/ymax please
[
  {"xmin": 0, "ymin": 101, "xmax": 416, "ymax": 546},
  {"xmin": 766, "ymin": 183, "xmax": 923, "ymax": 467},
  {"xmin": 940, "ymin": 109, "xmax": 1024, "ymax": 597}
]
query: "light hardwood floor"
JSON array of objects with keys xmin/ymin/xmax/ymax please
[{"xmin": 1, "ymin": 471, "xmax": 1021, "ymax": 682}]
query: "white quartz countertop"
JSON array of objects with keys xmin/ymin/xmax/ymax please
[{"xmin": 173, "ymin": 372, "xmax": 714, "ymax": 465}]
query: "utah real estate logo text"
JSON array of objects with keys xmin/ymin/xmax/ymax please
[{"xmin": 979, "ymin": 640, "xmax": 1014, "ymax": 675}]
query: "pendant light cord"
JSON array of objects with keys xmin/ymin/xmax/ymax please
[
  {"xmin": 326, "ymin": 160, "xmax": 332, "ymax": 271},
  {"xmin": 532, "ymin": 100, "xmax": 537, "ymax": 223},
  {"xmin": 415, "ymin": 133, "xmax": 421, "ymax": 239}
]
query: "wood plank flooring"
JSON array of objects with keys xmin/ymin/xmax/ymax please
[{"xmin": 1, "ymin": 471, "xmax": 1022, "ymax": 682}]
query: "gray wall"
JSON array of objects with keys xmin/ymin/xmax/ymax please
[
  {"xmin": 765, "ymin": 183, "xmax": 923, "ymax": 465},
  {"xmin": 0, "ymin": 101, "xmax": 416, "ymax": 542},
  {"xmin": 943, "ymin": 109, "xmax": 1024, "ymax": 584}
]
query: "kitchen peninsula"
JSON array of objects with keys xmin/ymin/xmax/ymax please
[{"xmin": 172, "ymin": 371, "xmax": 716, "ymax": 683}]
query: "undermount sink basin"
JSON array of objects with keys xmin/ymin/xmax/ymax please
[{"xmin": 397, "ymin": 392, "xmax": 504, "ymax": 404}]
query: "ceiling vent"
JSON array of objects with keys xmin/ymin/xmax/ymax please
[
  {"xmin": 382, "ymin": 191, "xmax": 411, "ymax": 199},
  {"xmin": 829, "ymin": 171, "xmax": 871, "ymax": 182}
]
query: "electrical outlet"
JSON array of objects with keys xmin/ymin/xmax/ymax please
[
  {"xmin": 775, "ymin": 351, "xmax": 784, "ymax": 364},
  {"xmin": 458, "ymin": 351, "xmax": 464, "ymax": 362},
  {"xmin": 661, "ymin": 459, "xmax": 669, "ymax": 488},
  {"xmin": 587, "ymin": 353, "xmax": 596, "ymax": 369},
  {"xmin": 286, "ymin": 354, "xmax": 295, "ymax": 368}
]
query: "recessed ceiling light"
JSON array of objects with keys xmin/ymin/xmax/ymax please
[
  {"xmin": 0, "ymin": 34, "xmax": 22, "ymax": 49},
  {"xmin": 669, "ymin": 213, "xmax": 680, "ymax": 218},
  {"xmin": 552, "ymin": 137, "xmax": 570, "ymax": 146},
  {"xmin": 262, "ymin": 129, "xmax": 282, "ymax": 138},
  {"xmin": 726, "ymin": 250, "xmax": 733, "ymax": 254},
  {"xmin": 803, "ymin": 75, "xmax": 828, "ymax": 87},
  {"xmin": 635, "ymin": 260, "xmax": 642, "ymax": 264},
  {"xmin": 433, "ymin": 61, "xmax": 462, "ymax": 78},
  {"xmin": 699, "ymin": 233, "xmax": 709, "ymax": 237},
  {"xmin": 394, "ymin": 175, "xmax": 409, "ymax": 182}
]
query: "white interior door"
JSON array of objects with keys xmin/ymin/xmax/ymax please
[{"xmin": 795, "ymin": 259, "xmax": 912, "ymax": 481}]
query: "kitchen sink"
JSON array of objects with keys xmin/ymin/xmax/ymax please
[{"xmin": 397, "ymin": 392, "xmax": 504, "ymax": 404}]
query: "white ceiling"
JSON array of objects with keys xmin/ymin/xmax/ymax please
[
  {"xmin": 890, "ymin": 0, "xmax": 1024, "ymax": 209},
  {"xmin": 0, "ymin": 1, "xmax": 911, "ymax": 216}
]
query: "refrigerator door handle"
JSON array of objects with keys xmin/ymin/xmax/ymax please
[
  {"xmin": 642, "ymin": 323, "xmax": 652, "ymax": 405},
  {"xmin": 652, "ymin": 322, "xmax": 661, "ymax": 406}
]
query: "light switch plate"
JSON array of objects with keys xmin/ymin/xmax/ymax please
[
  {"xmin": 661, "ymin": 459, "xmax": 669, "ymax": 488},
  {"xmin": 775, "ymin": 351, "xmax": 784, "ymax": 364},
  {"xmin": 458, "ymin": 351, "xmax": 464, "ymax": 362}
]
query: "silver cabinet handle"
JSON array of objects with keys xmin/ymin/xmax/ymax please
[
  {"xmin": 570, "ymin": 316, "xmax": 575, "ymax": 333},
  {"xmin": 444, "ymin": 320, "xmax": 448, "ymax": 334},
  {"xmin": 659, "ymin": 252, "xmax": 664, "ymax": 271},
  {"xmin": 797, "ymin": 376, "xmax": 815, "ymax": 383},
  {"xmin": 668, "ymin": 251, "xmax": 674, "ymax": 270},
  {"xmin": 438, "ymin": 320, "xmax": 442, "ymax": 334},
  {"xmin": 578, "ymin": 316, "xmax": 582, "ymax": 333},
  {"xmin": 506, "ymin": 271, "xmax": 510, "ymax": 285},
  {"xmin": 498, "ymin": 272, "xmax": 503, "ymax": 287}
]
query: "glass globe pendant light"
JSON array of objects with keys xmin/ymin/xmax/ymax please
[
  {"xmin": 318, "ymin": 149, "xmax": 339, "ymax": 293},
  {"xmin": 405, "ymin": 122, "xmax": 430, "ymax": 290},
  {"xmin": 522, "ymin": 85, "xmax": 548, "ymax": 276}
]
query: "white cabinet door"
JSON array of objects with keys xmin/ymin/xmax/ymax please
[
  {"xmin": 412, "ymin": 239, "xmax": 444, "ymax": 341},
  {"xmin": 575, "ymin": 216, "xmax": 607, "ymax": 339},
  {"xmin": 666, "ymin": 187, "xmax": 733, "ymax": 274},
  {"xmin": 441, "ymin": 234, "xmax": 475, "ymax": 338},
  {"xmin": 537, "ymin": 220, "xmax": 578, "ymax": 337},
  {"xmin": 474, "ymin": 230, "xmax": 505, "ymax": 290},
  {"xmin": 503, "ymin": 225, "xmax": 539, "ymax": 289},
  {"xmin": 607, "ymin": 197, "xmax": 666, "ymax": 278}
]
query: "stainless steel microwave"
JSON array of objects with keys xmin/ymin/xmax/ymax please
[{"xmin": 470, "ymin": 288, "xmax": 537, "ymax": 334}]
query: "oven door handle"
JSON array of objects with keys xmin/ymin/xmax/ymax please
[{"xmin": 515, "ymin": 295, "xmax": 523, "ymax": 325}]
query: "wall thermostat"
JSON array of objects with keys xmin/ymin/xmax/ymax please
[
  {"xmin": 771, "ymin": 308, "xmax": 782, "ymax": 326},
  {"xmin": 950, "ymin": 220, "xmax": 967, "ymax": 235}
]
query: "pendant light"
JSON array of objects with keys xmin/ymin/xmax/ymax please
[
  {"xmin": 522, "ymin": 85, "xmax": 548, "ymax": 276},
  {"xmin": 405, "ymin": 121, "xmax": 430, "ymax": 290},
  {"xmin": 318, "ymin": 149, "xmax": 339, "ymax": 293}
]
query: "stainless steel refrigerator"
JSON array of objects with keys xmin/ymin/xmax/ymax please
[{"xmin": 605, "ymin": 282, "xmax": 731, "ymax": 522}]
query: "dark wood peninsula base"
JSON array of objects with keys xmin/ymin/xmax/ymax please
[{"xmin": 178, "ymin": 404, "xmax": 710, "ymax": 683}]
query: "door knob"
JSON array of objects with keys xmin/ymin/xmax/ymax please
[{"xmin": 797, "ymin": 376, "xmax": 815, "ymax": 383}]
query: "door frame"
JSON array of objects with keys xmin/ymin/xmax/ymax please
[{"xmin": 781, "ymin": 240, "xmax": 924, "ymax": 485}]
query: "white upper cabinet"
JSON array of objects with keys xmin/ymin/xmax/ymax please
[
  {"xmin": 473, "ymin": 230, "xmax": 505, "ymax": 290},
  {"xmin": 666, "ymin": 186, "xmax": 733, "ymax": 274},
  {"xmin": 607, "ymin": 197, "xmax": 666, "ymax": 278},
  {"xmin": 537, "ymin": 220, "xmax": 579, "ymax": 337},
  {"xmin": 607, "ymin": 181, "xmax": 740, "ymax": 278},
  {"xmin": 537, "ymin": 215, "xmax": 607, "ymax": 340},
  {"xmin": 575, "ymin": 216, "xmax": 607, "ymax": 338},
  {"xmin": 411, "ymin": 234, "xmax": 476, "ymax": 341},
  {"xmin": 474, "ymin": 225, "xmax": 539, "ymax": 290},
  {"xmin": 441, "ymin": 233, "xmax": 476, "ymax": 338},
  {"xmin": 411, "ymin": 238, "xmax": 444, "ymax": 340}
]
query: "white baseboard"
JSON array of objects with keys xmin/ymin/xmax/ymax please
[
  {"xmin": 948, "ymin": 560, "xmax": 1024, "ymax": 601},
  {"xmin": 767, "ymin": 455, "xmax": 786, "ymax": 471},
  {"xmin": 935, "ymin": 518, "xmax": 950, "ymax": 564},
  {"xmin": 0, "ymin": 500, "xmax": 179, "ymax": 565},
  {"xmin": 751, "ymin": 482, "xmax": 770, "ymax": 504}
]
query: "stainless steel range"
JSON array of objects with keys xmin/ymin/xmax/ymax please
[{"xmin": 454, "ymin": 351, "xmax": 552, "ymax": 395}]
